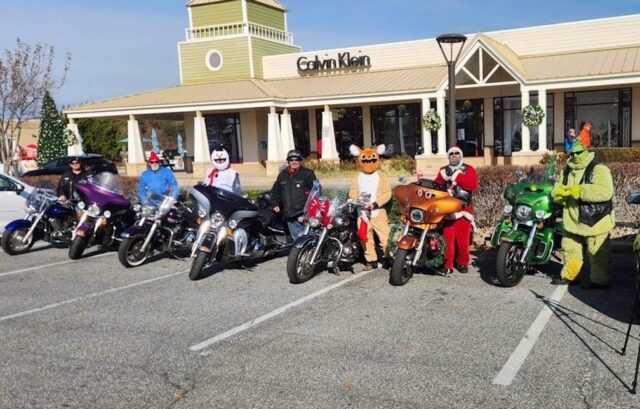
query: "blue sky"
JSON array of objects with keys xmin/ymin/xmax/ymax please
[{"xmin": 1, "ymin": 0, "xmax": 638, "ymax": 107}]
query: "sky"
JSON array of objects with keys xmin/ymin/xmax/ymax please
[{"xmin": 1, "ymin": 0, "xmax": 639, "ymax": 107}]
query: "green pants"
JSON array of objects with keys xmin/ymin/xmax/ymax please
[{"xmin": 561, "ymin": 231, "xmax": 611, "ymax": 285}]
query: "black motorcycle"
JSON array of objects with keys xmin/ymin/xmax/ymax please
[
  {"xmin": 2, "ymin": 186, "xmax": 77, "ymax": 255},
  {"xmin": 118, "ymin": 192, "xmax": 199, "ymax": 268},
  {"xmin": 188, "ymin": 185, "xmax": 291, "ymax": 280},
  {"xmin": 286, "ymin": 190, "xmax": 367, "ymax": 284}
]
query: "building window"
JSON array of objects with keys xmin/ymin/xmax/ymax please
[
  {"xmin": 446, "ymin": 99, "xmax": 484, "ymax": 157},
  {"xmin": 289, "ymin": 110, "xmax": 310, "ymax": 157},
  {"xmin": 565, "ymin": 88, "xmax": 631, "ymax": 148},
  {"xmin": 205, "ymin": 50, "xmax": 223, "ymax": 71},
  {"xmin": 494, "ymin": 94, "xmax": 554, "ymax": 156},
  {"xmin": 204, "ymin": 113, "xmax": 242, "ymax": 163},
  {"xmin": 370, "ymin": 103, "xmax": 422, "ymax": 156},
  {"xmin": 315, "ymin": 107, "xmax": 363, "ymax": 160}
]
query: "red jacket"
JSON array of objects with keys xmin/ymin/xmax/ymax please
[{"xmin": 434, "ymin": 163, "xmax": 479, "ymax": 215}]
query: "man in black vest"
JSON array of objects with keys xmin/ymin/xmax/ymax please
[{"xmin": 57, "ymin": 157, "xmax": 87, "ymax": 203}]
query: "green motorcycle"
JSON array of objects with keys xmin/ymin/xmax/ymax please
[{"xmin": 491, "ymin": 159, "xmax": 563, "ymax": 287}]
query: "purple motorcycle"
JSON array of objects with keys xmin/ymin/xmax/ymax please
[{"xmin": 69, "ymin": 172, "xmax": 136, "ymax": 259}]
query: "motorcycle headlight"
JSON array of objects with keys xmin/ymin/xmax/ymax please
[
  {"xmin": 198, "ymin": 208, "xmax": 207, "ymax": 218},
  {"xmin": 410, "ymin": 208, "xmax": 425, "ymax": 223},
  {"xmin": 77, "ymin": 201, "xmax": 86, "ymax": 210},
  {"xmin": 503, "ymin": 204, "xmax": 513, "ymax": 214},
  {"xmin": 103, "ymin": 210, "xmax": 112, "ymax": 219},
  {"xmin": 309, "ymin": 217, "xmax": 321, "ymax": 228},
  {"xmin": 228, "ymin": 219, "xmax": 238, "ymax": 229},
  {"xmin": 87, "ymin": 204, "xmax": 101, "ymax": 217},
  {"xmin": 142, "ymin": 205, "xmax": 157, "ymax": 218},
  {"xmin": 515, "ymin": 205, "xmax": 532, "ymax": 221},
  {"xmin": 210, "ymin": 212, "xmax": 225, "ymax": 227},
  {"xmin": 535, "ymin": 210, "xmax": 546, "ymax": 220},
  {"xmin": 26, "ymin": 205, "xmax": 37, "ymax": 214}
]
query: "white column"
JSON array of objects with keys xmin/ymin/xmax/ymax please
[
  {"xmin": 436, "ymin": 91, "xmax": 446, "ymax": 155},
  {"xmin": 520, "ymin": 86, "xmax": 531, "ymax": 152},
  {"xmin": 193, "ymin": 111, "xmax": 210, "ymax": 163},
  {"xmin": 362, "ymin": 105, "xmax": 372, "ymax": 147},
  {"xmin": 127, "ymin": 115, "xmax": 145, "ymax": 164},
  {"xmin": 66, "ymin": 118, "xmax": 84, "ymax": 156},
  {"xmin": 417, "ymin": 97, "xmax": 433, "ymax": 156},
  {"xmin": 321, "ymin": 105, "xmax": 339, "ymax": 160},
  {"xmin": 267, "ymin": 106, "xmax": 283, "ymax": 161},
  {"xmin": 280, "ymin": 108, "xmax": 295, "ymax": 155},
  {"xmin": 537, "ymin": 89, "xmax": 548, "ymax": 152}
]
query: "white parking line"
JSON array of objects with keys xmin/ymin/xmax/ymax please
[
  {"xmin": 493, "ymin": 285, "xmax": 568, "ymax": 386},
  {"xmin": 191, "ymin": 269, "xmax": 375, "ymax": 355},
  {"xmin": 0, "ymin": 270, "xmax": 186, "ymax": 322},
  {"xmin": 0, "ymin": 252, "xmax": 112, "ymax": 278}
]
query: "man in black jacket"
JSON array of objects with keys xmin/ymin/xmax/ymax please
[
  {"xmin": 57, "ymin": 157, "xmax": 87, "ymax": 203},
  {"xmin": 271, "ymin": 150, "xmax": 318, "ymax": 239}
]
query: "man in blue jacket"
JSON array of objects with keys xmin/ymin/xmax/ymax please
[{"xmin": 138, "ymin": 151, "xmax": 180, "ymax": 203}]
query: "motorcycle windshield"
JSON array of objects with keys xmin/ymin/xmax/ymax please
[
  {"xmin": 81, "ymin": 172, "xmax": 125, "ymax": 195},
  {"xmin": 144, "ymin": 192, "xmax": 176, "ymax": 216},
  {"xmin": 328, "ymin": 196, "xmax": 344, "ymax": 219},
  {"xmin": 303, "ymin": 180, "xmax": 323, "ymax": 219},
  {"xmin": 26, "ymin": 188, "xmax": 55, "ymax": 208}
]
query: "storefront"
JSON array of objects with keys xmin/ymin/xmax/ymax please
[{"xmin": 63, "ymin": 0, "xmax": 640, "ymax": 176}]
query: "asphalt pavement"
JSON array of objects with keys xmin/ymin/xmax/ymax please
[{"xmin": 0, "ymin": 243, "xmax": 639, "ymax": 408}]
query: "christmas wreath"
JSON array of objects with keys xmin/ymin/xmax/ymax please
[
  {"xmin": 64, "ymin": 129, "xmax": 77, "ymax": 146},
  {"xmin": 522, "ymin": 104, "xmax": 545, "ymax": 127},
  {"xmin": 422, "ymin": 109, "xmax": 442, "ymax": 133}
]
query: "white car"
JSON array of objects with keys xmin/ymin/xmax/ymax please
[{"xmin": 0, "ymin": 172, "xmax": 33, "ymax": 231}]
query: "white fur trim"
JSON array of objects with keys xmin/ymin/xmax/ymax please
[
  {"xmin": 439, "ymin": 168, "xmax": 450, "ymax": 181},
  {"xmin": 450, "ymin": 169, "xmax": 462, "ymax": 183},
  {"xmin": 446, "ymin": 211, "xmax": 474, "ymax": 221},
  {"xmin": 376, "ymin": 144, "xmax": 386, "ymax": 155},
  {"xmin": 349, "ymin": 144, "xmax": 361, "ymax": 157}
]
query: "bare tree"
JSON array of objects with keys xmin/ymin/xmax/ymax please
[{"xmin": 0, "ymin": 38, "xmax": 71, "ymax": 174}]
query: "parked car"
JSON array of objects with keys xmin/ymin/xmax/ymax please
[
  {"xmin": 0, "ymin": 172, "xmax": 33, "ymax": 231},
  {"xmin": 21, "ymin": 154, "xmax": 117, "ymax": 177}
]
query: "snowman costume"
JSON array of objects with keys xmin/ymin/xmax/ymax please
[{"xmin": 203, "ymin": 147, "xmax": 242, "ymax": 195}]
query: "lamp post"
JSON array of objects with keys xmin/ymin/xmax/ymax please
[{"xmin": 436, "ymin": 33, "xmax": 467, "ymax": 149}]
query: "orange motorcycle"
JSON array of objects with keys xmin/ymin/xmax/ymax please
[{"xmin": 390, "ymin": 178, "xmax": 464, "ymax": 286}]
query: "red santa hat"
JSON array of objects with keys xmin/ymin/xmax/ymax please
[{"xmin": 148, "ymin": 152, "xmax": 160, "ymax": 163}]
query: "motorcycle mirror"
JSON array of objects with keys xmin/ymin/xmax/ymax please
[
  {"xmin": 312, "ymin": 179, "xmax": 320, "ymax": 187},
  {"xmin": 398, "ymin": 177, "xmax": 407, "ymax": 184},
  {"xmin": 14, "ymin": 183, "xmax": 24, "ymax": 196}
]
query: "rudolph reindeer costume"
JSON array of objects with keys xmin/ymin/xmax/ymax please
[{"xmin": 348, "ymin": 144, "xmax": 392, "ymax": 270}]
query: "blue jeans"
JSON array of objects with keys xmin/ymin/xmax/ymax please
[{"xmin": 287, "ymin": 220, "xmax": 305, "ymax": 240}]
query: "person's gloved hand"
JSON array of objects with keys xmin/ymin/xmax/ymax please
[
  {"xmin": 552, "ymin": 186, "xmax": 570, "ymax": 204},
  {"xmin": 567, "ymin": 185, "xmax": 581, "ymax": 200}
]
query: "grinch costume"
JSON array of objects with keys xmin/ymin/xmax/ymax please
[
  {"xmin": 348, "ymin": 144, "xmax": 392, "ymax": 269},
  {"xmin": 552, "ymin": 143, "xmax": 615, "ymax": 286}
]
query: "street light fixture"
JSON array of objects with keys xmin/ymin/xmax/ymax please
[{"xmin": 436, "ymin": 33, "xmax": 467, "ymax": 149}]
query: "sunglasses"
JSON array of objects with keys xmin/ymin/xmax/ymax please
[
  {"xmin": 288, "ymin": 158, "xmax": 301, "ymax": 162},
  {"xmin": 70, "ymin": 162, "xmax": 80, "ymax": 165},
  {"xmin": 570, "ymin": 150, "xmax": 586, "ymax": 157},
  {"xmin": 149, "ymin": 161, "xmax": 160, "ymax": 164},
  {"xmin": 449, "ymin": 152, "xmax": 461, "ymax": 157}
]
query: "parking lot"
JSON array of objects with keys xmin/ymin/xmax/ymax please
[{"xmin": 1, "ymin": 243, "xmax": 639, "ymax": 408}]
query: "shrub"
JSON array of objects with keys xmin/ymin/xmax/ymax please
[
  {"xmin": 385, "ymin": 155, "xmax": 416, "ymax": 174},
  {"xmin": 593, "ymin": 147, "xmax": 640, "ymax": 163}
]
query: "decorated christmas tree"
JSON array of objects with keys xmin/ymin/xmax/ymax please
[{"xmin": 36, "ymin": 91, "xmax": 67, "ymax": 167}]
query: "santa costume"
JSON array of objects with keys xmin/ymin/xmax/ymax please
[{"xmin": 433, "ymin": 146, "xmax": 479, "ymax": 274}]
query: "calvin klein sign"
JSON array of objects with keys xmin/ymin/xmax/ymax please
[{"xmin": 296, "ymin": 52, "xmax": 371, "ymax": 72}]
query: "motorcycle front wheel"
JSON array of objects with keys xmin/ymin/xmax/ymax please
[
  {"xmin": 1, "ymin": 227, "xmax": 35, "ymax": 255},
  {"xmin": 496, "ymin": 242, "xmax": 528, "ymax": 287},
  {"xmin": 118, "ymin": 237, "xmax": 152, "ymax": 268},
  {"xmin": 189, "ymin": 250, "xmax": 211, "ymax": 281},
  {"xmin": 68, "ymin": 235, "xmax": 89, "ymax": 260},
  {"xmin": 390, "ymin": 248, "xmax": 414, "ymax": 286},
  {"xmin": 287, "ymin": 241, "xmax": 319, "ymax": 284}
]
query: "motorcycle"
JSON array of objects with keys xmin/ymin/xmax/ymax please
[
  {"xmin": 490, "ymin": 161, "xmax": 563, "ymax": 287},
  {"xmin": 69, "ymin": 172, "xmax": 137, "ymax": 260},
  {"xmin": 389, "ymin": 178, "xmax": 463, "ymax": 286},
  {"xmin": 118, "ymin": 192, "xmax": 199, "ymax": 268},
  {"xmin": 188, "ymin": 185, "xmax": 291, "ymax": 280},
  {"xmin": 286, "ymin": 184, "xmax": 367, "ymax": 284},
  {"xmin": 1, "ymin": 186, "xmax": 77, "ymax": 255}
]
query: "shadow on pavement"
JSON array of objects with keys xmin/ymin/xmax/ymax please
[{"xmin": 472, "ymin": 247, "xmax": 562, "ymax": 287}]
